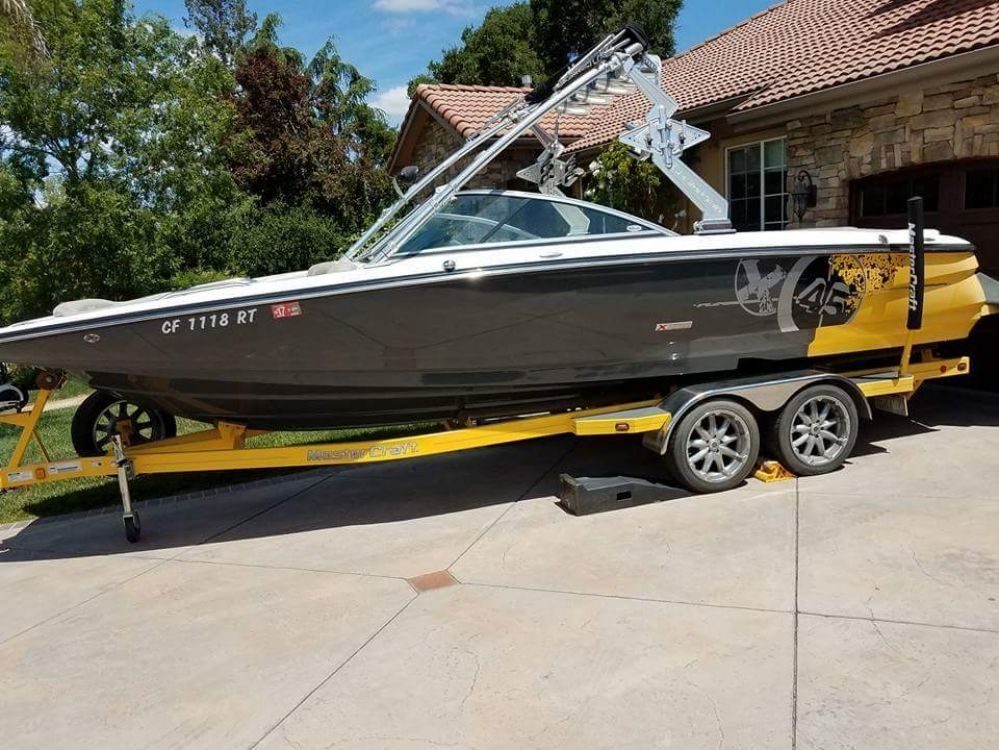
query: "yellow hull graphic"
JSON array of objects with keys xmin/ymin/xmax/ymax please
[{"xmin": 809, "ymin": 251, "xmax": 992, "ymax": 358}]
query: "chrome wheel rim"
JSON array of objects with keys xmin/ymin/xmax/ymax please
[
  {"xmin": 790, "ymin": 396, "xmax": 850, "ymax": 467},
  {"xmin": 92, "ymin": 400, "xmax": 163, "ymax": 453},
  {"xmin": 685, "ymin": 409, "xmax": 752, "ymax": 484}
]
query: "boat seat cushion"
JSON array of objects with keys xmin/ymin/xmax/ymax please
[
  {"xmin": 52, "ymin": 299, "xmax": 123, "ymax": 317},
  {"xmin": 307, "ymin": 259, "xmax": 360, "ymax": 276}
]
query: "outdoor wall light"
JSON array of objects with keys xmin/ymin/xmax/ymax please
[{"xmin": 790, "ymin": 170, "xmax": 818, "ymax": 223}]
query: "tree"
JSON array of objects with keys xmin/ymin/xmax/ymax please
[
  {"xmin": 183, "ymin": 0, "xmax": 256, "ymax": 67},
  {"xmin": 0, "ymin": 0, "xmax": 47, "ymax": 57},
  {"xmin": 227, "ymin": 18, "xmax": 394, "ymax": 234},
  {"xmin": 409, "ymin": 2, "xmax": 545, "ymax": 91},
  {"xmin": 0, "ymin": 0, "xmax": 238, "ymax": 321},
  {"xmin": 309, "ymin": 40, "xmax": 395, "ymax": 167},
  {"xmin": 227, "ymin": 201, "xmax": 348, "ymax": 278},
  {"xmin": 530, "ymin": 0, "xmax": 681, "ymax": 75},
  {"xmin": 228, "ymin": 44, "xmax": 317, "ymax": 206},
  {"xmin": 411, "ymin": 0, "xmax": 681, "ymax": 91}
]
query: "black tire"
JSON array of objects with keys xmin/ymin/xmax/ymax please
[
  {"xmin": 71, "ymin": 391, "xmax": 177, "ymax": 457},
  {"xmin": 123, "ymin": 513, "xmax": 141, "ymax": 544},
  {"xmin": 664, "ymin": 399, "xmax": 760, "ymax": 494},
  {"xmin": 770, "ymin": 384, "xmax": 859, "ymax": 477}
]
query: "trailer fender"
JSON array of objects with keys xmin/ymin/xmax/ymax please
[{"xmin": 643, "ymin": 370, "xmax": 872, "ymax": 455}]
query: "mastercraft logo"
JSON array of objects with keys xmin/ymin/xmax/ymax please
[{"xmin": 307, "ymin": 442, "xmax": 419, "ymax": 462}]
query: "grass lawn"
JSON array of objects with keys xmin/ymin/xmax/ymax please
[
  {"xmin": 0, "ymin": 394, "xmax": 435, "ymax": 524},
  {"xmin": 50, "ymin": 377, "xmax": 92, "ymax": 401}
]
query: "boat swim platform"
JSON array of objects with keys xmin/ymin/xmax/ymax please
[{"xmin": 0, "ymin": 354, "xmax": 970, "ymax": 494}]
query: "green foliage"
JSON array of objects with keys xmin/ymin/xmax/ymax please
[
  {"xmin": 0, "ymin": 181, "xmax": 175, "ymax": 321},
  {"xmin": 184, "ymin": 0, "xmax": 256, "ymax": 66},
  {"xmin": 530, "ymin": 0, "xmax": 681, "ymax": 74},
  {"xmin": 585, "ymin": 142, "xmax": 680, "ymax": 227},
  {"xmin": 0, "ymin": 0, "xmax": 235, "ymax": 192},
  {"xmin": 228, "ymin": 28, "xmax": 394, "ymax": 233},
  {"xmin": 0, "ymin": 0, "xmax": 48, "ymax": 58},
  {"xmin": 418, "ymin": 3, "xmax": 545, "ymax": 89},
  {"xmin": 0, "ymin": 0, "xmax": 241, "ymax": 321},
  {"xmin": 169, "ymin": 268, "xmax": 235, "ymax": 291},
  {"xmin": 412, "ymin": 0, "xmax": 680, "ymax": 89},
  {"xmin": 0, "ymin": 1, "xmax": 400, "ymax": 325},
  {"xmin": 227, "ymin": 202, "xmax": 348, "ymax": 278}
]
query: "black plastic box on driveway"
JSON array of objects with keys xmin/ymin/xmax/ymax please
[{"xmin": 558, "ymin": 474, "xmax": 689, "ymax": 516}]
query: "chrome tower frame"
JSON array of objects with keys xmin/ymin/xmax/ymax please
[{"xmin": 345, "ymin": 27, "xmax": 732, "ymax": 264}]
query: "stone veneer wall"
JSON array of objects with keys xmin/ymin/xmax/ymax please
[
  {"xmin": 787, "ymin": 74, "xmax": 999, "ymax": 227},
  {"xmin": 405, "ymin": 115, "xmax": 535, "ymax": 190}
]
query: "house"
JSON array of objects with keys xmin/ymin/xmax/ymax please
[{"xmin": 389, "ymin": 0, "xmax": 999, "ymax": 276}]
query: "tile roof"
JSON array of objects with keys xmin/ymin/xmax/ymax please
[
  {"xmin": 663, "ymin": 0, "xmax": 999, "ymax": 114},
  {"xmin": 410, "ymin": 0, "xmax": 999, "ymax": 155},
  {"xmin": 571, "ymin": 0, "xmax": 999, "ymax": 152},
  {"xmin": 412, "ymin": 83, "xmax": 598, "ymax": 140}
]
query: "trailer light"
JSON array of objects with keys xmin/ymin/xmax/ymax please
[
  {"xmin": 34, "ymin": 468, "xmax": 46, "ymax": 481},
  {"xmin": 957, "ymin": 362, "xmax": 968, "ymax": 372},
  {"xmin": 615, "ymin": 422, "xmax": 631, "ymax": 432}
]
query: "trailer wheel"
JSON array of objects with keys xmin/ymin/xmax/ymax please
[
  {"xmin": 771, "ymin": 384, "xmax": 859, "ymax": 477},
  {"xmin": 71, "ymin": 391, "xmax": 177, "ymax": 458},
  {"xmin": 665, "ymin": 399, "xmax": 760, "ymax": 494},
  {"xmin": 123, "ymin": 512, "xmax": 141, "ymax": 544}
]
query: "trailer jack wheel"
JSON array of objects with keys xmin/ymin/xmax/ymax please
[
  {"xmin": 111, "ymin": 435, "xmax": 142, "ymax": 543},
  {"xmin": 123, "ymin": 512, "xmax": 141, "ymax": 544}
]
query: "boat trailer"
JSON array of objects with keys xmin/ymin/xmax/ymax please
[{"xmin": 0, "ymin": 351, "xmax": 971, "ymax": 542}]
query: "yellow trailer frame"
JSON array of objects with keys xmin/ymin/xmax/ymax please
[{"xmin": 0, "ymin": 353, "xmax": 972, "ymax": 541}]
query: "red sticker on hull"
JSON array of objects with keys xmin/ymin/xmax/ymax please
[{"xmin": 271, "ymin": 301, "xmax": 302, "ymax": 320}]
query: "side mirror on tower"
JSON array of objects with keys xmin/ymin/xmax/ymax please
[
  {"xmin": 393, "ymin": 166, "xmax": 421, "ymax": 197},
  {"xmin": 398, "ymin": 165, "xmax": 420, "ymax": 182}
]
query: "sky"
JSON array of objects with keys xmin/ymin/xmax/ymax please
[{"xmin": 132, "ymin": 0, "xmax": 778, "ymax": 125}]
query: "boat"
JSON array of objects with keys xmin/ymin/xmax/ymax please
[{"xmin": 0, "ymin": 27, "xmax": 995, "ymax": 444}]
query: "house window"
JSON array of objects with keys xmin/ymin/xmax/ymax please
[
  {"xmin": 966, "ymin": 168, "xmax": 999, "ymax": 209},
  {"xmin": 727, "ymin": 138, "xmax": 788, "ymax": 232},
  {"xmin": 857, "ymin": 173, "xmax": 940, "ymax": 217}
]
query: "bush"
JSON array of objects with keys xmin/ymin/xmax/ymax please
[
  {"xmin": 169, "ymin": 268, "xmax": 237, "ymax": 290},
  {"xmin": 585, "ymin": 142, "xmax": 682, "ymax": 228},
  {"xmin": 0, "ymin": 183, "xmax": 176, "ymax": 324},
  {"xmin": 227, "ymin": 201, "xmax": 350, "ymax": 278}
]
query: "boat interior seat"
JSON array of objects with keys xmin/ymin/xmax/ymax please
[
  {"xmin": 53, "ymin": 291, "xmax": 172, "ymax": 317},
  {"xmin": 307, "ymin": 259, "xmax": 361, "ymax": 276},
  {"xmin": 53, "ymin": 299, "xmax": 125, "ymax": 317}
]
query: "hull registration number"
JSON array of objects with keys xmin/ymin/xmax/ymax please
[{"xmin": 160, "ymin": 308, "xmax": 258, "ymax": 335}]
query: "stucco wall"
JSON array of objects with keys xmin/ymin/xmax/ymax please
[{"xmin": 788, "ymin": 74, "xmax": 999, "ymax": 226}]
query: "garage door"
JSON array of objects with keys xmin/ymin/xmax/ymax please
[{"xmin": 850, "ymin": 159, "xmax": 999, "ymax": 275}]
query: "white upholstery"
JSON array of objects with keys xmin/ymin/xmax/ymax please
[
  {"xmin": 52, "ymin": 299, "xmax": 121, "ymax": 317},
  {"xmin": 307, "ymin": 259, "xmax": 361, "ymax": 276}
]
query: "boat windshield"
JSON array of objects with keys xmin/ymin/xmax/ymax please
[{"xmin": 395, "ymin": 192, "xmax": 664, "ymax": 256}]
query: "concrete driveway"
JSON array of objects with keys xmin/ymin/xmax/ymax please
[{"xmin": 1, "ymin": 386, "xmax": 997, "ymax": 750}]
